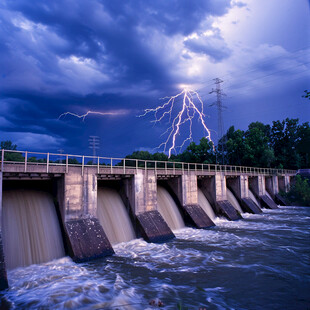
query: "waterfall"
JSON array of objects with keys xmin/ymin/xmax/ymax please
[
  {"xmin": 197, "ymin": 188, "xmax": 216, "ymax": 220},
  {"xmin": 97, "ymin": 187, "xmax": 136, "ymax": 245},
  {"xmin": 2, "ymin": 190, "xmax": 65, "ymax": 270},
  {"xmin": 249, "ymin": 189, "xmax": 260, "ymax": 207},
  {"xmin": 226, "ymin": 189, "xmax": 243, "ymax": 213},
  {"xmin": 157, "ymin": 186, "xmax": 185, "ymax": 230}
]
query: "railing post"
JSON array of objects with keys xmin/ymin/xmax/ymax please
[
  {"xmin": 173, "ymin": 162, "xmax": 175, "ymax": 175},
  {"xmin": 25, "ymin": 151, "xmax": 28, "ymax": 172},
  {"xmin": 123, "ymin": 159, "xmax": 126, "ymax": 174},
  {"xmin": 165, "ymin": 161, "xmax": 167, "ymax": 175},
  {"xmin": 82, "ymin": 156, "xmax": 84, "ymax": 176},
  {"xmin": 111, "ymin": 158, "xmax": 113, "ymax": 174},
  {"xmin": 182, "ymin": 162, "xmax": 184, "ymax": 174},
  {"xmin": 145, "ymin": 160, "xmax": 147, "ymax": 170},
  {"xmin": 1, "ymin": 149, "xmax": 4, "ymax": 171},
  {"xmin": 47, "ymin": 153, "xmax": 49, "ymax": 173},
  {"xmin": 136, "ymin": 159, "xmax": 138, "ymax": 171},
  {"xmin": 97, "ymin": 156, "xmax": 100, "ymax": 174},
  {"xmin": 66, "ymin": 155, "xmax": 68, "ymax": 173}
]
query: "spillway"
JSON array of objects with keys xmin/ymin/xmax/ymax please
[
  {"xmin": 249, "ymin": 189, "xmax": 260, "ymax": 207},
  {"xmin": 2, "ymin": 190, "xmax": 65, "ymax": 270},
  {"xmin": 97, "ymin": 187, "xmax": 136, "ymax": 245},
  {"xmin": 198, "ymin": 188, "xmax": 216, "ymax": 221},
  {"xmin": 157, "ymin": 186, "xmax": 185, "ymax": 230},
  {"xmin": 226, "ymin": 189, "xmax": 243, "ymax": 213}
]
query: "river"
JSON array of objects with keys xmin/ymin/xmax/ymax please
[{"xmin": 1, "ymin": 206, "xmax": 309, "ymax": 309}]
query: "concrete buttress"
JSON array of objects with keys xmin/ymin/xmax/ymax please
[
  {"xmin": 200, "ymin": 173, "xmax": 242, "ymax": 220},
  {"xmin": 124, "ymin": 170, "xmax": 174, "ymax": 242},
  {"xmin": 62, "ymin": 167, "xmax": 114, "ymax": 262},
  {"xmin": 227, "ymin": 175, "xmax": 262, "ymax": 214},
  {"xmin": 249, "ymin": 175, "xmax": 278, "ymax": 209},
  {"xmin": 167, "ymin": 173, "xmax": 215, "ymax": 228}
]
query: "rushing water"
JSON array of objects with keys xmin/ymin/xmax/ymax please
[
  {"xmin": 2, "ymin": 190, "xmax": 65, "ymax": 270},
  {"xmin": 157, "ymin": 186, "xmax": 185, "ymax": 230},
  {"xmin": 1, "ymin": 206, "xmax": 309, "ymax": 309},
  {"xmin": 226, "ymin": 189, "xmax": 243, "ymax": 213},
  {"xmin": 198, "ymin": 188, "xmax": 216, "ymax": 221},
  {"xmin": 97, "ymin": 187, "xmax": 136, "ymax": 245},
  {"xmin": 249, "ymin": 189, "xmax": 260, "ymax": 207}
]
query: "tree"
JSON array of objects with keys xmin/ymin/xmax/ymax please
[
  {"xmin": 282, "ymin": 175, "xmax": 310, "ymax": 206},
  {"xmin": 222, "ymin": 126, "xmax": 246, "ymax": 166},
  {"xmin": 0, "ymin": 140, "xmax": 24, "ymax": 162},
  {"xmin": 125, "ymin": 151, "xmax": 168, "ymax": 161},
  {"xmin": 1, "ymin": 140, "xmax": 17, "ymax": 150},
  {"xmin": 296, "ymin": 122, "xmax": 310, "ymax": 167},
  {"xmin": 302, "ymin": 90, "xmax": 310, "ymax": 100},
  {"xmin": 270, "ymin": 118, "xmax": 302, "ymax": 169},
  {"xmin": 243, "ymin": 122, "xmax": 275, "ymax": 167},
  {"xmin": 171, "ymin": 138, "xmax": 216, "ymax": 164}
]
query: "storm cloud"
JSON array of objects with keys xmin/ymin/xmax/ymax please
[{"xmin": 0, "ymin": 0, "xmax": 309, "ymax": 156}]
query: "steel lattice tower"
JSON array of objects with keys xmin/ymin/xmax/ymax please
[{"xmin": 210, "ymin": 78, "xmax": 226, "ymax": 164}]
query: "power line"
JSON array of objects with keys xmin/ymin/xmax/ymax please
[
  {"xmin": 224, "ymin": 61, "xmax": 310, "ymax": 92},
  {"xmin": 196, "ymin": 61, "xmax": 309, "ymax": 104},
  {"xmin": 196, "ymin": 45, "xmax": 310, "ymax": 94}
]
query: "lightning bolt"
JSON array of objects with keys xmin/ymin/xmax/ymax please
[
  {"xmin": 59, "ymin": 110, "xmax": 128, "ymax": 121},
  {"xmin": 139, "ymin": 88, "xmax": 214, "ymax": 158}
]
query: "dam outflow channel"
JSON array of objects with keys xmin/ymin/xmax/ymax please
[{"xmin": 1, "ymin": 206, "xmax": 309, "ymax": 309}]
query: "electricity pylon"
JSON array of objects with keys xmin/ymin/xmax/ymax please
[{"xmin": 209, "ymin": 78, "xmax": 226, "ymax": 164}]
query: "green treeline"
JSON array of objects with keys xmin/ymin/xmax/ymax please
[{"xmin": 125, "ymin": 118, "xmax": 309, "ymax": 170}]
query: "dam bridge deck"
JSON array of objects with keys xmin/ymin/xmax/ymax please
[{"xmin": 1, "ymin": 149, "xmax": 296, "ymax": 180}]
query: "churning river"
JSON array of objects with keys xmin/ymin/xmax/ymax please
[{"xmin": 1, "ymin": 206, "xmax": 309, "ymax": 310}]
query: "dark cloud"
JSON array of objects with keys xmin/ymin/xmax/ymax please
[
  {"xmin": 184, "ymin": 30, "xmax": 232, "ymax": 62},
  {"xmin": 0, "ymin": 0, "xmax": 308, "ymax": 156},
  {"xmin": 1, "ymin": 0, "xmax": 233, "ymax": 94}
]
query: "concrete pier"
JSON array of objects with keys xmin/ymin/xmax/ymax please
[
  {"xmin": 227, "ymin": 175, "xmax": 262, "ymax": 214},
  {"xmin": 200, "ymin": 173, "xmax": 242, "ymax": 220},
  {"xmin": 124, "ymin": 170, "xmax": 175, "ymax": 242},
  {"xmin": 265, "ymin": 176, "xmax": 279, "ymax": 200},
  {"xmin": 249, "ymin": 176, "xmax": 278, "ymax": 209},
  {"xmin": 279, "ymin": 175, "xmax": 291, "ymax": 193},
  {"xmin": 166, "ymin": 173, "xmax": 215, "ymax": 228},
  {"xmin": 60, "ymin": 167, "xmax": 114, "ymax": 261},
  {"xmin": 65, "ymin": 218, "xmax": 114, "ymax": 262},
  {"xmin": 277, "ymin": 175, "xmax": 291, "ymax": 205},
  {"xmin": 136, "ymin": 210, "xmax": 174, "ymax": 242}
]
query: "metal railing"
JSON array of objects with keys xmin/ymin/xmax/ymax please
[{"xmin": 0, "ymin": 149, "xmax": 296, "ymax": 176}]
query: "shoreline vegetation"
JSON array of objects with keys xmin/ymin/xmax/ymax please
[{"xmin": 281, "ymin": 175, "xmax": 310, "ymax": 206}]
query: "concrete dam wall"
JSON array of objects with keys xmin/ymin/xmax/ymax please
[{"xmin": 0, "ymin": 150, "xmax": 295, "ymax": 289}]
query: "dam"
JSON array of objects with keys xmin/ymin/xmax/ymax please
[{"xmin": 0, "ymin": 149, "xmax": 295, "ymax": 290}]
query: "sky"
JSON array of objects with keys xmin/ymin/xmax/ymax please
[{"xmin": 0, "ymin": 0, "xmax": 309, "ymax": 158}]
